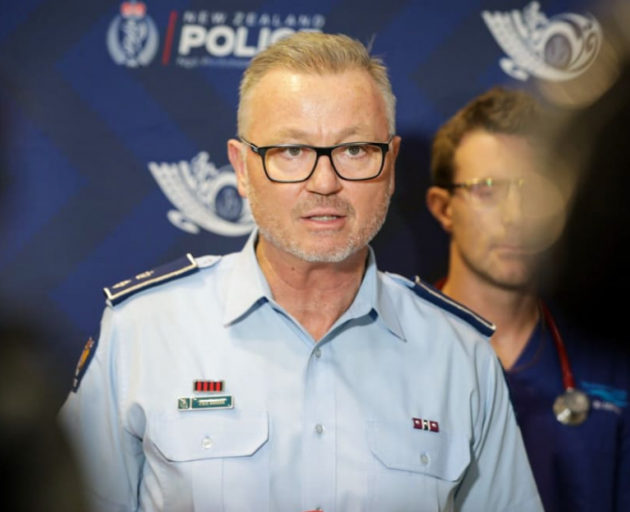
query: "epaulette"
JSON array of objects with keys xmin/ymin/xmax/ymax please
[
  {"xmin": 104, "ymin": 253, "xmax": 200, "ymax": 306},
  {"xmin": 387, "ymin": 273, "xmax": 496, "ymax": 337}
]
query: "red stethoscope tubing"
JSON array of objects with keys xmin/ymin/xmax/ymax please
[{"xmin": 539, "ymin": 301, "xmax": 576, "ymax": 390}]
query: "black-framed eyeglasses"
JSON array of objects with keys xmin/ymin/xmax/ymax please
[
  {"xmin": 240, "ymin": 137, "xmax": 394, "ymax": 183},
  {"xmin": 441, "ymin": 176, "xmax": 558, "ymax": 210}
]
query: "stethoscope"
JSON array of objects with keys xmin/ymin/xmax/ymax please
[
  {"xmin": 539, "ymin": 301, "xmax": 591, "ymax": 426},
  {"xmin": 433, "ymin": 278, "xmax": 590, "ymax": 426}
]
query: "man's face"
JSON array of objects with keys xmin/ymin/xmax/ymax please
[
  {"xmin": 446, "ymin": 130, "xmax": 564, "ymax": 290},
  {"xmin": 229, "ymin": 69, "xmax": 399, "ymax": 264}
]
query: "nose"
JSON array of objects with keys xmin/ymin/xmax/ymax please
[
  {"xmin": 500, "ymin": 183, "xmax": 525, "ymax": 225},
  {"xmin": 305, "ymin": 154, "xmax": 343, "ymax": 195}
]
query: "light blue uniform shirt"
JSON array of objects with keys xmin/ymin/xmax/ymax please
[{"xmin": 60, "ymin": 232, "xmax": 543, "ymax": 512}]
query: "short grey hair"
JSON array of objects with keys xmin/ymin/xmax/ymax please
[{"xmin": 237, "ymin": 32, "xmax": 396, "ymax": 137}]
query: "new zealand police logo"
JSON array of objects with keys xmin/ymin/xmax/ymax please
[
  {"xmin": 149, "ymin": 151, "xmax": 255, "ymax": 236},
  {"xmin": 482, "ymin": 1, "xmax": 602, "ymax": 82},
  {"xmin": 107, "ymin": 1, "xmax": 159, "ymax": 68}
]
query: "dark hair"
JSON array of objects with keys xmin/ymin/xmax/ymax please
[{"xmin": 430, "ymin": 86, "xmax": 547, "ymax": 187}]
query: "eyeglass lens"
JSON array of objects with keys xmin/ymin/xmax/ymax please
[
  {"xmin": 466, "ymin": 176, "xmax": 558, "ymax": 211},
  {"xmin": 264, "ymin": 144, "xmax": 384, "ymax": 181}
]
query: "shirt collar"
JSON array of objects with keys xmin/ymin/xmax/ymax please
[
  {"xmin": 223, "ymin": 229, "xmax": 272, "ymax": 326},
  {"xmin": 349, "ymin": 246, "xmax": 405, "ymax": 341},
  {"xmin": 223, "ymin": 230, "xmax": 405, "ymax": 341}
]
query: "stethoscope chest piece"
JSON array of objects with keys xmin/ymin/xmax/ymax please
[{"xmin": 553, "ymin": 388, "xmax": 590, "ymax": 426}]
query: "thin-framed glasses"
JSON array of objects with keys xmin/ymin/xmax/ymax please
[
  {"xmin": 443, "ymin": 176, "xmax": 558, "ymax": 211},
  {"xmin": 240, "ymin": 137, "xmax": 394, "ymax": 183}
]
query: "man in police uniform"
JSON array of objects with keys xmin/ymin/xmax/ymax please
[
  {"xmin": 426, "ymin": 86, "xmax": 630, "ymax": 512},
  {"xmin": 60, "ymin": 33, "xmax": 543, "ymax": 511}
]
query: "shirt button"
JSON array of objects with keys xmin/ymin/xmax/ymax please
[
  {"xmin": 314, "ymin": 348, "xmax": 322, "ymax": 359},
  {"xmin": 314, "ymin": 423, "xmax": 324, "ymax": 434},
  {"xmin": 202, "ymin": 437, "xmax": 213, "ymax": 449},
  {"xmin": 420, "ymin": 452, "xmax": 430, "ymax": 466}
]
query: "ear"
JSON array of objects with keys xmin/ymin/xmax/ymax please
[
  {"xmin": 426, "ymin": 186, "xmax": 454, "ymax": 233},
  {"xmin": 390, "ymin": 135, "xmax": 402, "ymax": 161},
  {"xmin": 387, "ymin": 135, "xmax": 402, "ymax": 195},
  {"xmin": 227, "ymin": 139, "xmax": 248, "ymax": 198}
]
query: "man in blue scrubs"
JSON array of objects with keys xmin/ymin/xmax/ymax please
[
  {"xmin": 426, "ymin": 86, "xmax": 630, "ymax": 512},
  {"xmin": 60, "ymin": 34, "xmax": 542, "ymax": 512}
]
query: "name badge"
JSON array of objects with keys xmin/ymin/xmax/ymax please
[{"xmin": 178, "ymin": 395, "xmax": 234, "ymax": 411}]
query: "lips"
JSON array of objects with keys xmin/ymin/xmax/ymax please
[
  {"xmin": 303, "ymin": 211, "xmax": 346, "ymax": 221},
  {"xmin": 497, "ymin": 244, "xmax": 526, "ymax": 251},
  {"xmin": 494, "ymin": 244, "xmax": 538, "ymax": 256},
  {"xmin": 308, "ymin": 215, "xmax": 341, "ymax": 221}
]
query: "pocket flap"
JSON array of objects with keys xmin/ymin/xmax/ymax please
[
  {"xmin": 152, "ymin": 411, "xmax": 269, "ymax": 462},
  {"xmin": 367, "ymin": 420, "xmax": 470, "ymax": 481}
]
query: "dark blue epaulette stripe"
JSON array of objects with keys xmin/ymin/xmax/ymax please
[
  {"xmin": 103, "ymin": 254, "xmax": 199, "ymax": 306},
  {"xmin": 411, "ymin": 276, "xmax": 495, "ymax": 337}
]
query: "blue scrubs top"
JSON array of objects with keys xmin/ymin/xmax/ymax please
[{"xmin": 505, "ymin": 307, "xmax": 630, "ymax": 512}]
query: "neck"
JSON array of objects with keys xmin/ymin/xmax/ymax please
[
  {"xmin": 256, "ymin": 237, "xmax": 367, "ymax": 342},
  {"xmin": 442, "ymin": 262, "xmax": 539, "ymax": 370}
]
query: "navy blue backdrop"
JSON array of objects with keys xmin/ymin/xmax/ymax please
[{"xmin": 0, "ymin": 0, "xmax": 602, "ymax": 404}]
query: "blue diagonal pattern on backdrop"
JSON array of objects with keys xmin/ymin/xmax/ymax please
[
  {"xmin": 0, "ymin": 0, "xmax": 48, "ymax": 46},
  {"xmin": 0, "ymin": 92, "xmax": 86, "ymax": 271}
]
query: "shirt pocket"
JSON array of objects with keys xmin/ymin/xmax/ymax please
[
  {"xmin": 151, "ymin": 410, "xmax": 270, "ymax": 512},
  {"xmin": 366, "ymin": 420, "xmax": 470, "ymax": 512}
]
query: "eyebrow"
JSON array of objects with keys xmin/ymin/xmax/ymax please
[{"xmin": 269, "ymin": 126, "xmax": 378, "ymax": 144}]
